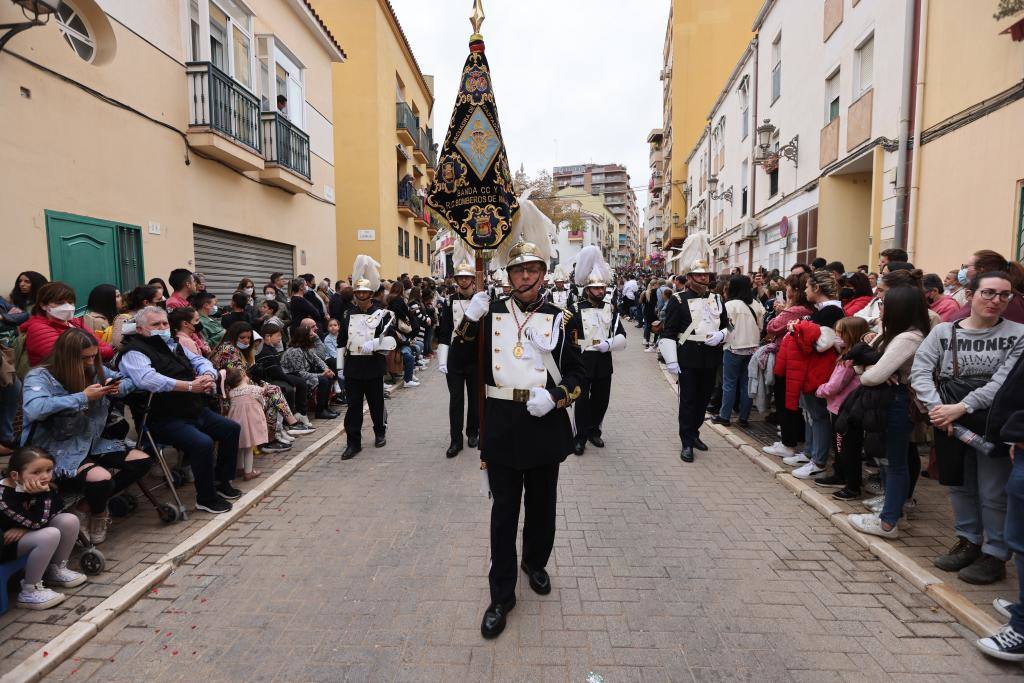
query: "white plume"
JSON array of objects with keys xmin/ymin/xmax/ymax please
[
  {"xmin": 673, "ymin": 231, "xmax": 712, "ymax": 271},
  {"xmin": 452, "ymin": 240, "xmax": 475, "ymax": 271},
  {"xmin": 352, "ymin": 254, "xmax": 381, "ymax": 291},
  {"xmin": 573, "ymin": 245, "xmax": 610, "ymax": 287},
  {"xmin": 492, "ymin": 190, "xmax": 555, "ymax": 270}
]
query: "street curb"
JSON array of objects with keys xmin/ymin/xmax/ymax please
[
  {"xmin": 0, "ymin": 397, "xmax": 373, "ymax": 683},
  {"xmin": 660, "ymin": 364, "xmax": 1003, "ymax": 639}
]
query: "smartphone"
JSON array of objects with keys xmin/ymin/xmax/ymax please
[
  {"xmin": 775, "ymin": 291, "xmax": 785, "ymax": 304},
  {"xmin": 103, "ymin": 377, "xmax": 118, "ymax": 387}
]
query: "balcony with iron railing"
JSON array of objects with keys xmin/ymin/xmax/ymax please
[
  {"xmin": 398, "ymin": 180, "xmax": 423, "ymax": 218},
  {"xmin": 259, "ymin": 112, "xmax": 312, "ymax": 193},
  {"xmin": 396, "ymin": 102, "xmax": 418, "ymax": 147},
  {"xmin": 186, "ymin": 61, "xmax": 264, "ymax": 172},
  {"xmin": 413, "ymin": 127, "xmax": 428, "ymax": 163}
]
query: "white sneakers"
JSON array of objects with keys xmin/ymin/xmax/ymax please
[
  {"xmin": 783, "ymin": 453, "xmax": 811, "ymax": 467},
  {"xmin": 762, "ymin": 442, "xmax": 795, "ymax": 458},
  {"xmin": 848, "ymin": 513, "xmax": 898, "ymax": 539},
  {"xmin": 405, "ymin": 380, "xmax": 421, "ymax": 388},
  {"xmin": 43, "ymin": 561, "xmax": 86, "ymax": 588},
  {"xmin": 294, "ymin": 413, "xmax": 313, "ymax": 428},
  {"xmin": 792, "ymin": 461, "xmax": 825, "ymax": 479},
  {"xmin": 287, "ymin": 425, "xmax": 316, "ymax": 436},
  {"xmin": 994, "ymin": 597, "xmax": 1013, "ymax": 619},
  {"xmin": 89, "ymin": 516, "xmax": 110, "ymax": 544}
]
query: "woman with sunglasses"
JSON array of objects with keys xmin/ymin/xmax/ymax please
[{"xmin": 911, "ymin": 271, "xmax": 1024, "ymax": 586}]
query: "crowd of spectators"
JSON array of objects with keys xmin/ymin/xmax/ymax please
[{"xmin": 620, "ymin": 247, "xmax": 1024, "ymax": 662}]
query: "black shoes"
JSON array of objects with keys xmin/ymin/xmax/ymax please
[
  {"xmin": 738, "ymin": 419, "xmax": 750, "ymax": 428},
  {"xmin": 588, "ymin": 435, "xmax": 605, "ymax": 448},
  {"xmin": 933, "ymin": 536, "xmax": 982, "ymax": 572},
  {"xmin": 710, "ymin": 416, "xmax": 730, "ymax": 427},
  {"xmin": 374, "ymin": 435, "xmax": 387, "ymax": 448},
  {"xmin": 216, "ymin": 483, "xmax": 242, "ymax": 500},
  {"xmin": 446, "ymin": 441, "xmax": 463, "ymax": 458},
  {"xmin": 814, "ymin": 473, "xmax": 846, "ymax": 488},
  {"xmin": 832, "ymin": 487, "xmax": 861, "ymax": 501},
  {"xmin": 196, "ymin": 497, "xmax": 232, "ymax": 514},
  {"xmin": 693, "ymin": 438, "xmax": 709, "ymax": 452},
  {"xmin": 521, "ymin": 562, "xmax": 551, "ymax": 595},
  {"xmin": 680, "ymin": 446, "xmax": 694, "ymax": 463},
  {"xmin": 480, "ymin": 598, "xmax": 515, "ymax": 639},
  {"xmin": 573, "ymin": 441, "xmax": 585, "ymax": 456},
  {"xmin": 316, "ymin": 409, "xmax": 339, "ymax": 420},
  {"xmin": 959, "ymin": 554, "xmax": 1007, "ymax": 585},
  {"xmin": 341, "ymin": 444, "xmax": 361, "ymax": 460},
  {"xmin": 467, "ymin": 434, "xmax": 479, "ymax": 448}
]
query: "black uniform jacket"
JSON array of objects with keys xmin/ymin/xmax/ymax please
[
  {"xmin": 337, "ymin": 301, "xmax": 393, "ymax": 380},
  {"xmin": 661, "ymin": 288, "xmax": 730, "ymax": 369},
  {"xmin": 463, "ymin": 296, "xmax": 585, "ymax": 469},
  {"xmin": 568, "ymin": 298, "xmax": 627, "ymax": 379},
  {"xmin": 438, "ymin": 292, "xmax": 478, "ymax": 374}
]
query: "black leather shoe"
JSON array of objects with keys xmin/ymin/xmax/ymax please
[
  {"xmin": 710, "ymin": 416, "xmax": 730, "ymax": 427},
  {"xmin": 680, "ymin": 446, "xmax": 694, "ymax": 463},
  {"xmin": 693, "ymin": 438, "xmax": 709, "ymax": 452},
  {"xmin": 588, "ymin": 435, "xmax": 605, "ymax": 448},
  {"xmin": 341, "ymin": 445, "xmax": 361, "ymax": 460},
  {"xmin": 480, "ymin": 598, "xmax": 515, "ymax": 639},
  {"xmin": 467, "ymin": 435, "xmax": 479, "ymax": 448},
  {"xmin": 520, "ymin": 562, "xmax": 551, "ymax": 595},
  {"xmin": 446, "ymin": 441, "xmax": 463, "ymax": 458},
  {"xmin": 573, "ymin": 441, "xmax": 585, "ymax": 456},
  {"xmin": 316, "ymin": 410, "xmax": 339, "ymax": 420},
  {"xmin": 374, "ymin": 435, "xmax": 387, "ymax": 448}
]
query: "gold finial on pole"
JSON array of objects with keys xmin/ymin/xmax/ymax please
[{"xmin": 470, "ymin": 0, "xmax": 485, "ymax": 38}]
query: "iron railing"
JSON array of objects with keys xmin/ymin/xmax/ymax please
[
  {"xmin": 261, "ymin": 112, "xmax": 311, "ymax": 179},
  {"xmin": 396, "ymin": 102, "xmax": 418, "ymax": 139},
  {"xmin": 398, "ymin": 180, "xmax": 423, "ymax": 215},
  {"xmin": 186, "ymin": 61, "xmax": 261, "ymax": 153}
]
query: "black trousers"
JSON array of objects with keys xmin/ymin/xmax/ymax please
[
  {"xmin": 773, "ymin": 377, "xmax": 805, "ymax": 447},
  {"xmin": 487, "ymin": 461, "xmax": 559, "ymax": 605},
  {"xmin": 576, "ymin": 375, "xmax": 612, "ymax": 442},
  {"xmin": 445, "ymin": 369, "xmax": 479, "ymax": 443},
  {"xmin": 270, "ymin": 374, "xmax": 308, "ymax": 415},
  {"xmin": 343, "ymin": 377, "xmax": 386, "ymax": 447},
  {"xmin": 314, "ymin": 375, "xmax": 332, "ymax": 412},
  {"xmin": 677, "ymin": 366, "xmax": 717, "ymax": 447}
]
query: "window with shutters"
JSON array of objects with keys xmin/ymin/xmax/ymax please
[
  {"xmin": 796, "ymin": 208, "xmax": 818, "ymax": 265},
  {"xmin": 855, "ymin": 34, "xmax": 874, "ymax": 97},
  {"xmin": 825, "ymin": 69, "xmax": 840, "ymax": 123},
  {"xmin": 771, "ymin": 33, "xmax": 782, "ymax": 103}
]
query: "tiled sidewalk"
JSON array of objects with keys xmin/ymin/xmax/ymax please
[{"xmin": 731, "ymin": 412, "xmax": 1019, "ymax": 626}]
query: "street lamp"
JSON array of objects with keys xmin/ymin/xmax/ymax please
[
  {"xmin": 1, "ymin": 0, "xmax": 58, "ymax": 53},
  {"xmin": 754, "ymin": 118, "xmax": 799, "ymax": 166}
]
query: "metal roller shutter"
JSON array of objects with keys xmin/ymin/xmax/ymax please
[{"xmin": 193, "ymin": 225, "xmax": 294, "ymax": 303}]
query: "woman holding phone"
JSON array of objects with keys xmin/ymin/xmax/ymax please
[{"xmin": 21, "ymin": 329, "xmax": 152, "ymax": 544}]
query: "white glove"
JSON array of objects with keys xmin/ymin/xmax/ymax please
[
  {"xmin": 437, "ymin": 344, "xmax": 449, "ymax": 374},
  {"xmin": 464, "ymin": 292, "xmax": 490, "ymax": 322},
  {"xmin": 666, "ymin": 362, "xmax": 680, "ymax": 374},
  {"xmin": 596, "ymin": 340, "xmax": 611, "ymax": 353},
  {"xmin": 361, "ymin": 341, "xmax": 374, "ymax": 354},
  {"xmin": 704, "ymin": 330, "xmax": 726, "ymax": 347},
  {"xmin": 526, "ymin": 387, "xmax": 556, "ymax": 418}
]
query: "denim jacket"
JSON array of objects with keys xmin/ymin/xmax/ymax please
[{"xmin": 21, "ymin": 366, "xmax": 136, "ymax": 477}]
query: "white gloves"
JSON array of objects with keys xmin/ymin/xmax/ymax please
[
  {"xmin": 464, "ymin": 292, "xmax": 491, "ymax": 322},
  {"xmin": 361, "ymin": 341, "xmax": 375, "ymax": 354},
  {"xmin": 526, "ymin": 388, "xmax": 556, "ymax": 418},
  {"xmin": 657, "ymin": 338, "xmax": 678, "ymax": 365},
  {"xmin": 704, "ymin": 330, "xmax": 726, "ymax": 347},
  {"xmin": 437, "ymin": 344, "xmax": 449, "ymax": 374},
  {"xmin": 596, "ymin": 340, "xmax": 611, "ymax": 354}
]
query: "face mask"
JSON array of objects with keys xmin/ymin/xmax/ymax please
[
  {"xmin": 271, "ymin": 341, "xmax": 283, "ymax": 351},
  {"xmin": 265, "ymin": 292, "xmax": 275, "ymax": 301},
  {"xmin": 151, "ymin": 329, "xmax": 172, "ymax": 342},
  {"xmin": 244, "ymin": 288, "xmax": 254, "ymax": 296},
  {"xmin": 957, "ymin": 267, "xmax": 969, "ymax": 286},
  {"xmin": 210, "ymin": 305, "xmax": 219, "ymax": 315},
  {"xmin": 48, "ymin": 303, "xmax": 76, "ymax": 321},
  {"xmin": 237, "ymin": 342, "xmax": 250, "ymax": 350}
]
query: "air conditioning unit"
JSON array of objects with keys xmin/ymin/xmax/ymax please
[{"xmin": 739, "ymin": 219, "xmax": 758, "ymax": 240}]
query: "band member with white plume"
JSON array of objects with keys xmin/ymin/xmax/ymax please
[
  {"xmin": 436, "ymin": 259, "xmax": 481, "ymax": 458},
  {"xmin": 336, "ymin": 255, "xmax": 397, "ymax": 460},
  {"xmin": 567, "ymin": 246, "xmax": 627, "ymax": 456},
  {"xmin": 658, "ymin": 232, "xmax": 729, "ymax": 463}
]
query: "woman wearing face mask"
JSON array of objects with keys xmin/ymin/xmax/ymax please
[
  {"xmin": 210, "ymin": 322, "xmax": 308, "ymax": 451},
  {"xmin": 236, "ymin": 278, "xmax": 257, "ymax": 309},
  {"xmin": 169, "ymin": 307, "xmax": 210, "ymax": 357},
  {"xmin": 20, "ymin": 283, "xmax": 114, "ymax": 367},
  {"xmin": 952, "ymin": 250, "xmax": 1024, "ymax": 324},
  {"xmin": 262, "ymin": 284, "xmax": 291, "ymax": 326}
]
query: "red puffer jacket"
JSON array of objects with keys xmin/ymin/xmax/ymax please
[
  {"xmin": 773, "ymin": 321, "xmax": 838, "ymax": 410},
  {"xmin": 20, "ymin": 315, "xmax": 114, "ymax": 367},
  {"xmin": 843, "ymin": 295, "xmax": 872, "ymax": 316}
]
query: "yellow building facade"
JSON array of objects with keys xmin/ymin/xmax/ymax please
[
  {"xmin": 0, "ymin": 0, "xmax": 345, "ymax": 303},
  {"xmin": 661, "ymin": 0, "xmax": 763, "ymax": 251},
  {"xmin": 911, "ymin": 5, "xmax": 1024, "ymax": 270},
  {"xmin": 312, "ymin": 0, "xmax": 436, "ymax": 279}
]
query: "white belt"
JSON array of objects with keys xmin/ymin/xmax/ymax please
[{"xmin": 485, "ymin": 385, "xmax": 535, "ymax": 403}]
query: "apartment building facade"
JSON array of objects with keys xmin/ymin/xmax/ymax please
[
  {"xmin": 312, "ymin": 0, "xmax": 436, "ymax": 279},
  {"xmin": 1, "ymin": 0, "xmax": 345, "ymax": 303},
  {"xmin": 553, "ymin": 187, "xmax": 617, "ymax": 269},
  {"xmin": 553, "ymin": 163, "xmax": 640, "ymax": 266}
]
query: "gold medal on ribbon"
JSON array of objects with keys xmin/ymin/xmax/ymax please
[{"xmin": 513, "ymin": 342, "xmax": 524, "ymax": 359}]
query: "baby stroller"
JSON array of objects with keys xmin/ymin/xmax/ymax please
[{"xmin": 118, "ymin": 392, "xmax": 189, "ymax": 525}]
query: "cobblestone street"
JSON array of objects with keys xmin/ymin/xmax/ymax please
[{"xmin": 51, "ymin": 340, "xmax": 1020, "ymax": 682}]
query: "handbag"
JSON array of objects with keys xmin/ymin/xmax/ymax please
[{"xmin": 396, "ymin": 318, "xmax": 413, "ymax": 335}]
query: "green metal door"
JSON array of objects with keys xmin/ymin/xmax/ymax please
[{"xmin": 45, "ymin": 211, "xmax": 144, "ymax": 305}]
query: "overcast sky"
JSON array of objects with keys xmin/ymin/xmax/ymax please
[{"xmin": 389, "ymin": 0, "xmax": 668, "ymax": 217}]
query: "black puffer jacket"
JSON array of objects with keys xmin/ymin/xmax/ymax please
[
  {"xmin": 835, "ymin": 342, "xmax": 892, "ymax": 460},
  {"xmin": 990, "ymin": 351, "xmax": 1024, "ymax": 444}
]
